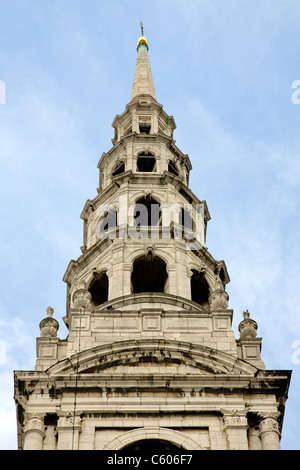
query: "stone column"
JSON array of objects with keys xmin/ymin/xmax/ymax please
[
  {"xmin": 248, "ymin": 426, "xmax": 262, "ymax": 450},
  {"xmin": 106, "ymin": 266, "xmax": 114, "ymax": 300},
  {"xmin": 23, "ymin": 415, "xmax": 45, "ymax": 450},
  {"xmin": 167, "ymin": 263, "xmax": 178, "ymax": 296},
  {"xmin": 259, "ymin": 414, "xmax": 281, "ymax": 450},
  {"xmin": 122, "ymin": 262, "xmax": 133, "ymax": 296},
  {"xmin": 151, "ymin": 109, "xmax": 158, "ymax": 134},
  {"xmin": 131, "ymin": 108, "xmax": 138, "ymax": 133},
  {"xmin": 222, "ymin": 410, "xmax": 249, "ymax": 450}
]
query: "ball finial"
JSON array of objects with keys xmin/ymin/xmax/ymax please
[{"xmin": 137, "ymin": 36, "xmax": 148, "ymax": 46}]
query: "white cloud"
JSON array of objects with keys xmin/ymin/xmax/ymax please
[
  {"xmin": 0, "ymin": 311, "xmax": 37, "ymax": 450},
  {"xmin": 1, "ymin": 0, "xmax": 299, "ymax": 450},
  {"xmin": 0, "ymin": 314, "xmax": 36, "ymax": 369},
  {"xmin": 0, "ymin": 341, "xmax": 6, "ymax": 365},
  {"xmin": 0, "ymin": 372, "xmax": 18, "ymax": 450}
]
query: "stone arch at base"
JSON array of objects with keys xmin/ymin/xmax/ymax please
[{"xmin": 103, "ymin": 427, "xmax": 203, "ymax": 450}]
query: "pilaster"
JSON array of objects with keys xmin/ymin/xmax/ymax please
[
  {"xmin": 57, "ymin": 413, "xmax": 82, "ymax": 450},
  {"xmin": 222, "ymin": 410, "xmax": 249, "ymax": 450}
]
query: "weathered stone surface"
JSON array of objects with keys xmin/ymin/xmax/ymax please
[{"xmin": 13, "ymin": 33, "xmax": 290, "ymax": 451}]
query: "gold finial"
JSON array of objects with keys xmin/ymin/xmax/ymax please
[{"xmin": 137, "ymin": 21, "xmax": 148, "ymax": 47}]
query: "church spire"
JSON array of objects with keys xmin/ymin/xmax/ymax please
[{"xmin": 130, "ymin": 26, "xmax": 157, "ymax": 101}]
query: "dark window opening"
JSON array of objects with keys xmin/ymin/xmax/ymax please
[
  {"xmin": 137, "ymin": 154, "xmax": 156, "ymax": 172},
  {"xmin": 131, "ymin": 256, "xmax": 167, "ymax": 293},
  {"xmin": 112, "ymin": 161, "xmax": 125, "ymax": 176},
  {"xmin": 139, "ymin": 124, "xmax": 151, "ymax": 134},
  {"xmin": 88, "ymin": 272, "xmax": 109, "ymax": 306},
  {"xmin": 191, "ymin": 270, "xmax": 210, "ymax": 308},
  {"xmin": 168, "ymin": 160, "xmax": 179, "ymax": 176},
  {"xmin": 124, "ymin": 440, "xmax": 179, "ymax": 450},
  {"xmin": 44, "ymin": 413, "xmax": 58, "ymax": 426},
  {"xmin": 134, "ymin": 195, "xmax": 161, "ymax": 226},
  {"xmin": 219, "ymin": 267, "xmax": 226, "ymax": 283},
  {"xmin": 179, "ymin": 208, "xmax": 194, "ymax": 231}
]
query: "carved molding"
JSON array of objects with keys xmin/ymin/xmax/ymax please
[
  {"xmin": 57, "ymin": 413, "xmax": 82, "ymax": 431},
  {"xmin": 47, "ymin": 339, "xmax": 258, "ymax": 376},
  {"xmin": 222, "ymin": 409, "xmax": 248, "ymax": 428},
  {"xmin": 24, "ymin": 414, "xmax": 45, "ymax": 436},
  {"xmin": 258, "ymin": 413, "xmax": 281, "ymax": 436}
]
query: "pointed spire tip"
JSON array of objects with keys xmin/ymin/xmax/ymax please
[
  {"xmin": 137, "ymin": 21, "xmax": 148, "ymax": 49},
  {"xmin": 131, "ymin": 23, "xmax": 156, "ymax": 101}
]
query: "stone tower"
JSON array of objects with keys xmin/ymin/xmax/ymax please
[{"xmin": 14, "ymin": 32, "xmax": 291, "ymax": 451}]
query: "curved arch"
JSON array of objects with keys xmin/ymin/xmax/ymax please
[
  {"xmin": 131, "ymin": 254, "xmax": 168, "ymax": 294},
  {"xmin": 128, "ymin": 248, "xmax": 172, "ymax": 272},
  {"xmin": 111, "ymin": 160, "xmax": 125, "ymax": 177},
  {"xmin": 88, "ymin": 271, "xmax": 109, "ymax": 307},
  {"xmin": 47, "ymin": 338, "xmax": 259, "ymax": 376},
  {"xmin": 97, "ymin": 292, "xmax": 206, "ymax": 313},
  {"xmin": 136, "ymin": 151, "xmax": 157, "ymax": 172},
  {"xmin": 129, "ymin": 191, "xmax": 163, "ymax": 206},
  {"xmin": 191, "ymin": 269, "xmax": 210, "ymax": 309},
  {"xmin": 133, "ymin": 194, "xmax": 161, "ymax": 227},
  {"xmin": 134, "ymin": 148, "xmax": 158, "ymax": 159},
  {"xmin": 103, "ymin": 427, "xmax": 203, "ymax": 450},
  {"xmin": 124, "ymin": 439, "xmax": 180, "ymax": 450},
  {"xmin": 186, "ymin": 260, "xmax": 215, "ymax": 293},
  {"xmin": 84, "ymin": 262, "xmax": 112, "ymax": 289}
]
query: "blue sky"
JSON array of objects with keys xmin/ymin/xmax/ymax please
[{"xmin": 1, "ymin": 0, "xmax": 300, "ymax": 450}]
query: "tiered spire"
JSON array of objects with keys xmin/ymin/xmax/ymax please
[{"xmin": 131, "ymin": 26, "xmax": 157, "ymax": 101}]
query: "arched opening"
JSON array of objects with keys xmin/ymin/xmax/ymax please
[
  {"xmin": 134, "ymin": 195, "xmax": 161, "ymax": 226},
  {"xmin": 103, "ymin": 426, "xmax": 203, "ymax": 450},
  {"xmin": 139, "ymin": 123, "xmax": 151, "ymax": 135},
  {"xmin": 124, "ymin": 439, "xmax": 180, "ymax": 450},
  {"xmin": 112, "ymin": 161, "xmax": 125, "ymax": 177},
  {"xmin": 137, "ymin": 152, "xmax": 156, "ymax": 172},
  {"xmin": 88, "ymin": 272, "xmax": 109, "ymax": 307},
  {"xmin": 131, "ymin": 256, "xmax": 167, "ymax": 293},
  {"xmin": 191, "ymin": 270, "xmax": 210, "ymax": 308}
]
